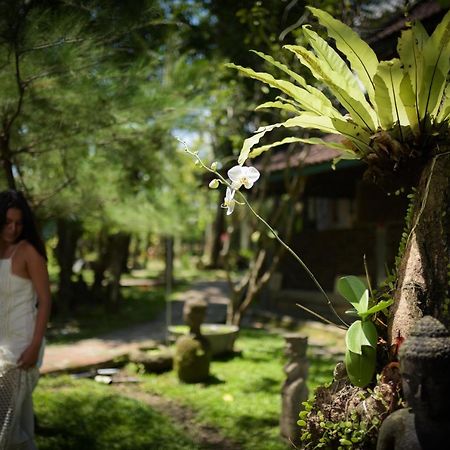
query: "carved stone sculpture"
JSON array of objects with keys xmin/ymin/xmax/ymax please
[
  {"xmin": 280, "ymin": 334, "xmax": 309, "ymax": 445},
  {"xmin": 183, "ymin": 298, "xmax": 207, "ymax": 337},
  {"xmin": 377, "ymin": 316, "xmax": 450, "ymax": 450},
  {"xmin": 174, "ymin": 299, "xmax": 211, "ymax": 383}
]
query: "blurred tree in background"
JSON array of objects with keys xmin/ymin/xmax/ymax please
[
  {"xmin": 0, "ymin": 0, "xmax": 214, "ymax": 314},
  {"xmin": 0, "ymin": 0, "xmax": 433, "ymax": 317}
]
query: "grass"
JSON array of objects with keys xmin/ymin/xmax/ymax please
[
  {"xmin": 34, "ymin": 376, "xmax": 200, "ymax": 450},
  {"xmin": 135, "ymin": 329, "xmax": 339, "ymax": 450},
  {"xmin": 139, "ymin": 329, "xmax": 287, "ymax": 450},
  {"xmin": 38, "ymin": 259, "xmax": 344, "ymax": 449},
  {"xmin": 35, "ymin": 328, "xmax": 340, "ymax": 450},
  {"xmin": 169, "ymin": 324, "xmax": 238, "ymax": 334}
]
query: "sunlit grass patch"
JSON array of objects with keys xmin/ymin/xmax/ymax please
[
  {"xmin": 37, "ymin": 328, "xmax": 339, "ymax": 450},
  {"xmin": 34, "ymin": 376, "xmax": 200, "ymax": 450},
  {"xmin": 139, "ymin": 329, "xmax": 338, "ymax": 450}
]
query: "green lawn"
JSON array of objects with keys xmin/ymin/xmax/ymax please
[
  {"xmin": 38, "ymin": 261, "xmax": 344, "ymax": 450},
  {"xmin": 35, "ymin": 328, "xmax": 340, "ymax": 450},
  {"xmin": 34, "ymin": 376, "xmax": 200, "ymax": 450}
]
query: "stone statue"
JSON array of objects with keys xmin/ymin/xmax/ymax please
[
  {"xmin": 377, "ymin": 316, "xmax": 450, "ymax": 450},
  {"xmin": 280, "ymin": 334, "xmax": 309, "ymax": 445},
  {"xmin": 183, "ymin": 298, "xmax": 207, "ymax": 337},
  {"xmin": 174, "ymin": 299, "xmax": 211, "ymax": 383}
]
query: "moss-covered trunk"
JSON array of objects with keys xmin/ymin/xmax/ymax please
[{"xmin": 388, "ymin": 151, "xmax": 450, "ymax": 345}]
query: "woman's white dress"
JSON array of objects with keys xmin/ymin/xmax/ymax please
[{"xmin": 0, "ymin": 252, "xmax": 42, "ymax": 450}]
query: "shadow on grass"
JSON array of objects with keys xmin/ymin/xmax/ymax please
[
  {"xmin": 235, "ymin": 414, "xmax": 279, "ymax": 429},
  {"xmin": 212, "ymin": 350, "xmax": 243, "ymax": 362},
  {"xmin": 242, "ymin": 376, "xmax": 280, "ymax": 394},
  {"xmin": 202, "ymin": 374, "xmax": 226, "ymax": 386},
  {"xmin": 35, "ymin": 381, "xmax": 200, "ymax": 450}
]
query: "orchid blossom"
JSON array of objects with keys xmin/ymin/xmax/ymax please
[
  {"xmin": 228, "ymin": 165, "xmax": 260, "ymax": 190},
  {"xmin": 182, "ymin": 141, "xmax": 344, "ymax": 332},
  {"xmin": 222, "ymin": 187, "xmax": 236, "ymax": 215}
]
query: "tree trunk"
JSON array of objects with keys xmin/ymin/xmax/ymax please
[
  {"xmin": 105, "ymin": 232, "xmax": 131, "ymax": 311},
  {"xmin": 388, "ymin": 152, "xmax": 450, "ymax": 345},
  {"xmin": 164, "ymin": 235, "xmax": 174, "ymax": 288},
  {"xmin": 130, "ymin": 235, "xmax": 143, "ymax": 270},
  {"xmin": 0, "ymin": 136, "xmax": 16, "ymax": 189},
  {"xmin": 227, "ymin": 249, "xmax": 267, "ymax": 326},
  {"xmin": 54, "ymin": 218, "xmax": 83, "ymax": 315},
  {"xmin": 92, "ymin": 228, "xmax": 109, "ymax": 294},
  {"xmin": 225, "ymin": 171, "xmax": 305, "ymax": 326},
  {"xmin": 206, "ymin": 191, "xmax": 226, "ymax": 268}
]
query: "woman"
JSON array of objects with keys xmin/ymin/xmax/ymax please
[{"xmin": 0, "ymin": 190, "xmax": 51, "ymax": 449}]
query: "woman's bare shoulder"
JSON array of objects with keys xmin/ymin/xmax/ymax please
[{"xmin": 20, "ymin": 240, "xmax": 43, "ymax": 260}]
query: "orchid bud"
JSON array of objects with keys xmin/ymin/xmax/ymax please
[{"xmin": 209, "ymin": 179, "xmax": 220, "ymax": 189}]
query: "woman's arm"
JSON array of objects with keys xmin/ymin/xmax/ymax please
[{"xmin": 17, "ymin": 243, "xmax": 51, "ymax": 369}]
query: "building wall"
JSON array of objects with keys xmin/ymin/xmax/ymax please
[
  {"xmin": 280, "ymin": 223, "xmax": 403, "ymax": 291},
  {"xmin": 278, "ymin": 165, "xmax": 407, "ymax": 291}
]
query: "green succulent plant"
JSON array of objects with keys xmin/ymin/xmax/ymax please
[{"xmin": 337, "ymin": 276, "xmax": 392, "ymax": 387}]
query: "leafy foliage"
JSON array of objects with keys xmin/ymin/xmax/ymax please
[
  {"xmin": 394, "ymin": 189, "xmax": 416, "ymax": 270},
  {"xmin": 298, "ymin": 394, "xmax": 384, "ymax": 450},
  {"xmin": 0, "ymin": 0, "xmax": 214, "ymax": 240},
  {"xmin": 337, "ymin": 276, "xmax": 392, "ymax": 387},
  {"xmin": 228, "ymin": 7, "xmax": 450, "ymax": 187}
]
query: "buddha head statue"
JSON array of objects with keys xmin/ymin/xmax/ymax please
[
  {"xmin": 183, "ymin": 298, "xmax": 207, "ymax": 336},
  {"xmin": 399, "ymin": 316, "xmax": 450, "ymax": 420}
]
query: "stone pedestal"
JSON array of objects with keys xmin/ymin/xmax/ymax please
[{"xmin": 280, "ymin": 334, "xmax": 309, "ymax": 445}]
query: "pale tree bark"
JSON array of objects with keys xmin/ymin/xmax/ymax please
[
  {"xmin": 388, "ymin": 150, "xmax": 450, "ymax": 345},
  {"xmin": 227, "ymin": 247, "xmax": 280, "ymax": 326}
]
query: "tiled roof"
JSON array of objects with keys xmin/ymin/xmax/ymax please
[{"xmin": 367, "ymin": 0, "xmax": 443, "ymax": 44}]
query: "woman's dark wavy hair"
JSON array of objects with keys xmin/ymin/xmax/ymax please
[{"xmin": 0, "ymin": 190, "xmax": 47, "ymax": 260}]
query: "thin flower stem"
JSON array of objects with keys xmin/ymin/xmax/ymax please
[
  {"xmin": 295, "ymin": 303, "xmax": 341, "ymax": 327},
  {"xmin": 238, "ymin": 192, "xmax": 349, "ymax": 328},
  {"xmin": 179, "ymin": 140, "xmax": 229, "ymax": 185},
  {"xmin": 180, "ymin": 139, "xmax": 349, "ymax": 328}
]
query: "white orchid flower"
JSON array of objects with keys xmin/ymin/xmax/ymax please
[
  {"xmin": 222, "ymin": 187, "xmax": 236, "ymax": 215},
  {"xmin": 227, "ymin": 165, "xmax": 260, "ymax": 190}
]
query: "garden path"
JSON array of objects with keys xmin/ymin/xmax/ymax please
[{"xmin": 41, "ymin": 280, "xmax": 231, "ymax": 374}]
